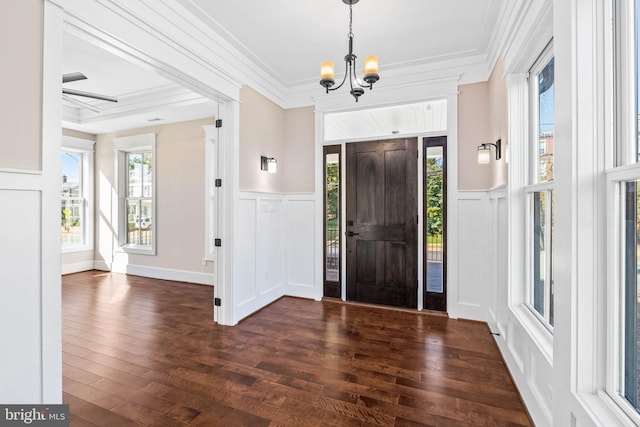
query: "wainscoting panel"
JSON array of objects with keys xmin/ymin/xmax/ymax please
[
  {"xmin": 0, "ymin": 189, "xmax": 43, "ymax": 402},
  {"xmin": 256, "ymin": 199, "xmax": 284, "ymax": 296},
  {"xmin": 284, "ymin": 197, "xmax": 316, "ymax": 299},
  {"xmin": 454, "ymin": 194, "xmax": 489, "ymax": 321},
  {"xmin": 235, "ymin": 198, "xmax": 258, "ymax": 314},
  {"xmin": 234, "ymin": 194, "xmax": 285, "ymax": 323},
  {"xmin": 488, "ymin": 190, "xmax": 508, "ymax": 327}
]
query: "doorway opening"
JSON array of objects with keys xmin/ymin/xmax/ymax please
[{"xmin": 423, "ymin": 136, "xmax": 447, "ymax": 312}]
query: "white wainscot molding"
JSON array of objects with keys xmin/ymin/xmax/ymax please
[
  {"xmin": 0, "ymin": 188, "xmax": 44, "ymax": 403},
  {"xmin": 450, "ymin": 191, "xmax": 491, "ymax": 321},
  {"xmin": 233, "ymin": 192, "xmax": 317, "ymax": 324},
  {"xmin": 234, "ymin": 193, "xmax": 286, "ymax": 323},
  {"xmin": 284, "ymin": 195, "xmax": 317, "ymax": 300}
]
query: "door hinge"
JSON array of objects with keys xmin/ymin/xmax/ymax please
[
  {"xmin": 215, "ymin": 238, "xmax": 222, "ymax": 247},
  {"xmin": 214, "ymin": 297, "xmax": 221, "ymax": 307},
  {"xmin": 215, "ymin": 119, "xmax": 222, "ymax": 128},
  {"xmin": 215, "ymin": 178, "xmax": 222, "ymax": 187}
]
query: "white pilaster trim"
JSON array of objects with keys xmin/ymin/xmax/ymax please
[{"xmin": 42, "ymin": 0, "xmax": 64, "ymax": 404}]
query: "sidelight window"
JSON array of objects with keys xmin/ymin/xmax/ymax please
[{"xmin": 323, "ymin": 145, "xmax": 341, "ymax": 298}]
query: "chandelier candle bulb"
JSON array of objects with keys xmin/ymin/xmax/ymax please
[
  {"xmin": 364, "ymin": 56, "xmax": 379, "ymax": 85},
  {"xmin": 320, "ymin": 61, "xmax": 335, "ymax": 91},
  {"xmin": 321, "ymin": 61, "xmax": 335, "ymax": 80}
]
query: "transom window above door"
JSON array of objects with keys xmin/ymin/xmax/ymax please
[{"xmin": 323, "ymin": 100, "xmax": 447, "ymax": 141}]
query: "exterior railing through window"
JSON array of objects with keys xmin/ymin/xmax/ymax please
[
  {"xmin": 326, "ymin": 226, "xmax": 339, "ymax": 269},
  {"xmin": 128, "ymin": 228, "xmax": 153, "ymax": 246},
  {"xmin": 426, "ymin": 236, "xmax": 443, "ymax": 261}
]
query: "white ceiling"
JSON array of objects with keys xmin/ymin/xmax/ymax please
[
  {"xmin": 62, "ymin": 0, "xmax": 504, "ymax": 134},
  {"xmin": 175, "ymin": 0, "xmax": 502, "ymax": 86},
  {"xmin": 62, "ymin": 31, "xmax": 217, "ymax": 134}
]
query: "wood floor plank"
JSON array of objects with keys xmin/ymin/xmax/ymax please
[{"xmin": 62, "ymin": 271, "xmax": 532, "ymax": 426}]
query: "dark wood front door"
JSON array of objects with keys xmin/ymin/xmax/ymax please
[{"xmin": 346, "ymin": 138, "xmax": 418, "ymax": 308}]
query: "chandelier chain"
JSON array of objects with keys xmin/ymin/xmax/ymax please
[{"xmin": 348, "ymin": 4, "xmax": 353, "ymax": 38}]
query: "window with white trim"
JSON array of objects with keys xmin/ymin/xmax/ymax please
[
  {"xmin": 61, "ymin": 136, "xmax": 94, "ymax": 252},
  {"xmin": 115, "ymin": 133, "xmax": 156, "ymax": 255},
  {"xmin": 607, "ymin": 0, "xmax": 640, "ymax": 420},
  {"xmin": 526, "ymin": 42, "xmax": 555, "ymax": 328}
]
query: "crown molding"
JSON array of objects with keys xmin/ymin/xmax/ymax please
[{"xmin": 58, "ymin": 0, "xmax": 534, "ymax": 112}]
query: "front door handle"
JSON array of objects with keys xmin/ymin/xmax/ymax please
[{"xmin": 347, "ymin": 231, "xmax": 360, "ymax": 237}]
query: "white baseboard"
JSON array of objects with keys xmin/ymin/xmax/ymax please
[
  {"xmin": 285, "ymin": 282, "xmax": 316, "ymax": 299},
  {"xmin": 109, "ymin": 263, "xmax": 214, "ymax": 286},
  {"xmin": 235, "ymin": 285, "xmax": 284, "ymax": 323},
  {"xmin": 449, "ymin": 302, "xmax": 487, "ymax": 322},
  {"xmin": 61, "ymin": 261, "xmax": 96, "ymax": 275},
  {"xmin": 93, "ymin": 260, "xmax": 111, "ymax": 271}
]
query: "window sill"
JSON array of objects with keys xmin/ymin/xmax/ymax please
[
  {"xmin": 574, "ymin": 391, "xmax": 640, "ymax": 427},
  {"xmin": 117, "ymin": 245, "xmax": 156, "ymax": 256}
]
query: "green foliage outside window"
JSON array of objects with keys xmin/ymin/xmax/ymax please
[
  {"xmin": 426, "ymin": 157, "xmax": 443, "ymax": 237},
  {"xmin": 326, "ymin": 163, "xmax": 339, "ymax": 222}
]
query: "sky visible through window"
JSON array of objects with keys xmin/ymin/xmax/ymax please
[
  {"xmin": 61, "ymin": 152, "xmax": 82, "ymax": 189},
  {"xmin": 61, "ymin": 152, "xmax": 80, "ymax": 183},
  {"xmin": 539, "ymin": 58, "xmax": 554, "ymax": 134}
]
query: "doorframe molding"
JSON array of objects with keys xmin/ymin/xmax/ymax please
[{"xmin": 49, "ymin": 1, "xmax": 243, "ymax": 326}]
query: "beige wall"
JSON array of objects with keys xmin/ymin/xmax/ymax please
[
  {"xmin": 95, "ymin": 118, "xmax": 215, "ymax": 276},
  {"xmin": 458, "ymin": 82, "xmax": 493, "ymax": 190},
  {"xmin": 283, "ymin": 106, "xmax": 315, "ymax": 193},
  {"xmin": 239, "ymin": 86, "xmax": 286, "ymax": 192},
  {"xmin": 488, "ymin": 59, "xmax": 508, "ymax": 188},
  {"xmin": 239, "ymin": 86, "xmax": 315, "ymax": 193},
  {"xmin": 0, "ymin": 0, "xmax": 42, "ymax": 171},
  {"xmin": 458, "ymin": 60, "xmax": 508, "ymax": 190}
]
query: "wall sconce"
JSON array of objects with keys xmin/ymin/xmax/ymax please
[
  {"xmin": 260, "ymin": 156, "xmax": 277, "ymax": 173},
  {"xmin": 477, "ymin": 139, "xmax": 502, "ymax": 164}
]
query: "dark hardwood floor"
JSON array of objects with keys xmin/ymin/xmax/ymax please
[{"xmin": 62, "ymin": 271, "xmax": 532, "ymax": 426}]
